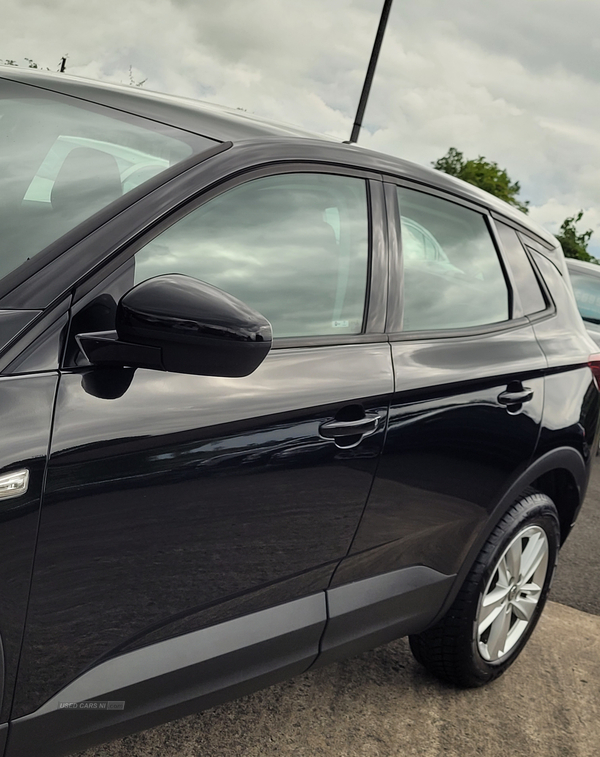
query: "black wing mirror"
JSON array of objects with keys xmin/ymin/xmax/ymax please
[{"xmin": 77, "ymin": 274, "xmax": 272, "ymax": 378}]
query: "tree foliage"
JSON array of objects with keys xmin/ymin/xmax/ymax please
[
  {"xmin": 432, "ymin": 147, "xmax": 529, "ymax": 214},
  {"xmin": 555, "ymin": 211, "xmax": 596, "ymax": 263}
]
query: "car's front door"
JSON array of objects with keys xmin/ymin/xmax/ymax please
[{"xmin": 13, "ymin": 169, "xmax": 393, "ymax": 719}]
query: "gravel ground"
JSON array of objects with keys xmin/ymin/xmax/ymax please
[
  {"xmin": 77, "ymin": 602, "xmax": 600, "ymax": 757},
  {"xmin": 70, "ymin": 461, "xmax": 600, "ymax": 757}
]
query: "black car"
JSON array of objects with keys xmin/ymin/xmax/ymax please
[{"xmin": 0, "ymin": 66, "xmax": 598, "ymax": 757}]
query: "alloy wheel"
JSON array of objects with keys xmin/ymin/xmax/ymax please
[{"xmin": 476, "ymin": 525, "xmax": 549, "ymax": 662}]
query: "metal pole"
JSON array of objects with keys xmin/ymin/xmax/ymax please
[{"xmin": 348, "ymin": 0, "xmax": 394, "ymax": 144}]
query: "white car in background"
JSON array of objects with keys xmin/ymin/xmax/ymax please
[{"xmin": 566, "ymin": 257, "xmax": 600, "ymax": 347}]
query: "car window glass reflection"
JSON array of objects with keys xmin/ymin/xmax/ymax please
[
  {"xmin": 134, "ymin": 173, "xmax": 370, "ymax": 338},
  {"xmin": 0, "ymin": 91, "xmax": 212, "ymax": 281},
  {"xmin": 397, "ymin": 187, "xmax": 509, "ymax": 331}
]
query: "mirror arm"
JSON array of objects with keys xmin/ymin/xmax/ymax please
[{"xmin": 76, "ymin": 331, "xmax": 164, "ymax": 371}]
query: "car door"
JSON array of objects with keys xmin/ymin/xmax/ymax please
[
  {"xmin": 325, "ymin": 183, "xmax": 547, "ymax": 647},
  {"xmin": 0, "ymin": 372, "xmax": 57, "ymax": 752},
  {"xmin": 11, "ymin": 169, "xmax": 393, "ymax": 725}
]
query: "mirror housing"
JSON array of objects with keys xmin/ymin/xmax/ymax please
[{"xmin": 77, "ymin": 274, "xmax": 272, "ymax": 378}]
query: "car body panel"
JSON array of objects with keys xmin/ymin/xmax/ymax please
[
  {"xmin": 0, "ymin": 65, "xmax": 598, "ymax": 757},
  {"xmin": 12, "ymin": 343, "xmax": 393, "ymax": 718},
  {"xmin": 317, "ymin": 565, "xmax": 454, "ymax": 666},
  {"xmin": 530, "ymin": 281, "xmax": 600, "ymax": 462},
  {"xmin": 528, "ymin": 255, "xmax": 600, "ymax": 463},
  {"xmin": 8, "ymin": 595, "xmax": 326, "ymax": 757},
  {"xmin": 581, "ymin": 319, "xmax": 600, "ymax": 347},
  {"xmin": 7, "ymin": 566, "xmax": 453, "ymax": 757},
  {"xmin": 0, "ymin": 374, "xmax": 58, "ymax": 723},
  {"xmin": 332, "ymin": 327, "xmax": 546, "ymax": 587},
  {"xmin": 332, "ymin": 179, "xmax": 548, "ymax": 592}
]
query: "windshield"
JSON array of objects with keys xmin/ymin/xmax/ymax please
[{"xmin": 0, "ymin": 80, "xmax": 216, "ymax": 284}]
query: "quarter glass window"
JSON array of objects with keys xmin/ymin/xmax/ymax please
[{"xmin": 495, "ymin": 222, "xmax": 546, "ymax": 315}]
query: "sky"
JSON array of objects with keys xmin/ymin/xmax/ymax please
[{"xmin": 2, "ymin": 0, "xmax": 600, "ymax": 257}]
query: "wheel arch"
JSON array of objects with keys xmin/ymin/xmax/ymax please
[
  {"xmin": 429, "ymin": 446, "xmax": 587, "ymax": 626},
  {"xmin": 530, "ymin": 466, "xmax": 581, "ymax": 546}
]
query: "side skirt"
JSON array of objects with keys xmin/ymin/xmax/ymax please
[
  {"xmin": 316, "ymin": 565, "xmax": 455, "ymax": 667},
  {"xmin": 7, "ymin": 566, "xmax": 455, "ymax": 757},
  {"xmin": 7, "ymin": 595, "xmax": 326, "ymax": 757}
]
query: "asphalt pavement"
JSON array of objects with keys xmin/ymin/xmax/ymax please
[
  {"xmin": 550, "ymin": 459, "xmax": 600, "ymax": 615},
  {"xmin": 76, "ymin": 464, "xmax": 600, "ymax": 757}
]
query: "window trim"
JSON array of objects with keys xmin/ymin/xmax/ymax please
[
  {"xmin": 388, "ymin": 315, "xmax": 533, "ymax": 343},
  {"xmin": 490, "ymin": 210, "xmax": 556, "ymax": 252},
  {"xmin": 385, "ymin": 176, "xmax": 488, "ymax": 215},
  {"xmin": 70, "ymin": 163, "xmax": 387, "ymax": 350}
]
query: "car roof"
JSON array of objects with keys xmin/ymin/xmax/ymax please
[
  {"xmin": 0, "ymin": 66, "xmax": 332, "ymax": 141},
  {"xmin": 0, "ymin": 66, "xmax": 557, "ymax": 248}
]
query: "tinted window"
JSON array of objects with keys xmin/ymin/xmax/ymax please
[
  {"xmin": 495, "ymin": 221, "xmax": 546, "ymax": 315},
  {"xmin": 397, "ymin": 187, "xmax": 509, "ymax": 331},
  {"xmin": 569, "ymin": 270, "xmax": 600, "ymax": 323},
  {"xmin": 0, "ymin": 81, "xmax": 214, "ymax": 282},
  {"xmin": 134, "ymin": 173, "xmax": 369, "ymax": 338}
]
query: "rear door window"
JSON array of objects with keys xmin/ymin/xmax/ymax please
[{"xmin": 397, "ymin": 187, "xmax": 509, "ymax": 331}]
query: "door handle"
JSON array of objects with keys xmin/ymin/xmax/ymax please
[
  {"xmin": 497, "ymin": 387, "xmax": 534, "ymax": 406},
  {"xmin": 319, "ymin": 414, "xmax": 380, "ymax": 440}
]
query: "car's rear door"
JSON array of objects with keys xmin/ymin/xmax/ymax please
[
  {"xmin": 319, "ymin": 182, "xmax": 548, "ymax": 662},
  {"xmin": 10, "ymin": 167, "xmax": 393, "ymax": 744}
]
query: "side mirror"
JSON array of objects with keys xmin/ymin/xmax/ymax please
[{"xmin": 76, "ymin": 274, "xmax": 272, "ymax": 378}]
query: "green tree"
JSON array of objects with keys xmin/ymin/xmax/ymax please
[
  {"xmin": 432, "ymin": 147, "xmax": 529, "ymax": 214},
  {"xmin": 555, "ymin": 211, "xmax": 596, "ymax": 263}
]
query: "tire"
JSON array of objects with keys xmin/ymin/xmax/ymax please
[{"xmin": 409, "ymin": 490, "xmax": 560, "ymax": 687}]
